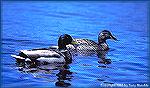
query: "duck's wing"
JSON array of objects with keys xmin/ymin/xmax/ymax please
[
  {"xmin": 74, "ymin": 39, "xmax": 98, "ymax": 50},
  {"xmin": 19, "ymin": 50, "xmax": 61, "ymax": 59},
  {"xmin": 11, "ymin": 55, "xmax": 26, "ymax": 60},
  {"xmin": 36, "ymin": 56, "xmax": 65, "ymax": 64},
  {"xmin": 31, "ymin": 48, "xmax": 49, "ymax": 50},
  {"xmin": 75, "ymin": 39, "xmax": 98, "ymax": 46},
  {"xmin": 48, "ymin": 46, "xmax": 58, "ymax": 49},
  {"xmin": 70, "ymin": 39, "xmax": 99, "ymax": 56}
]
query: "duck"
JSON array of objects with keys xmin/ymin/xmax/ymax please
[
  {"xmin": 49, "ymin": 30, "xmax": 117, "ymax": 56},
  {"xmin": 11, "ymin": 34, "xmax": 77, "ymax": 64},
  {"xmin": 72, "ymin": 30, "xmax": 117, "ymax": 52}
]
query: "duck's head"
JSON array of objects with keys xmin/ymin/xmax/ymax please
[
  {"xmin": 58, "ymin": 34, "xmax": 77, "ymax": 50},
  {"xmin": 98, "ymin": 30, "xmax": 117, "ymax": 43}
]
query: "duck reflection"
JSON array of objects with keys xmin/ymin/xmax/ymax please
[
  {"xmin": 97, "ymin": 50, "xmax": 111, "ymax": 64},
  {"xmin": 15, "ymin": 59, "xmax": 73, "ymax": 87},
  {"xmin": 55, "ymin": 64, "xmax": 72, "ymax": 87},
  {"xmin": 76, "ymin": 49, "xmax": 112, "ymax": 64}
]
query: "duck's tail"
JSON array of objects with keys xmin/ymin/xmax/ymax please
[{"xmin": 11, "ymin": 55, "xmax": 26, "ymax": 60}]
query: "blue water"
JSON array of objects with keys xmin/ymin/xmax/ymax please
[{"xmin": 2, "ymin": 1, "xmax": 149, "ymax": 88}]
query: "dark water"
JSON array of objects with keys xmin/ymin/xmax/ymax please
[{"xmin": 2, "ymin": 1, "xmax": 149, "ymax": 88}]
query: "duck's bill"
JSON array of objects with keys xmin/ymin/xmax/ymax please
[
  {"xmin": 71, "ymin": 41, "xmax": 78, "ymax": 45},
  {"xmin": 110, "ymin": 35, "xmax": 117, "ymax": 41}
]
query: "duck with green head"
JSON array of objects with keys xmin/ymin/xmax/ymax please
[{"xmin": 11, "ymin": 34, "xmax": 76, "ymax": 64}]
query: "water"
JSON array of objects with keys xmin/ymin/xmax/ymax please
[{"xmin": 2, "ymin": 1, "xmax": 149, "ymax": 88}]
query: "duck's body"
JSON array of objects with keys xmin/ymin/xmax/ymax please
[
  {"xmin": 71, "ymin": 30, "xmax": 117, "ymax": 52},
  {"xmin": 12, "ymin": 49, "xmax": 65, "ymax": 63},
  {"xmin": 74, "ymin": 39, "xmax": 98, "ymax": 50},
  {"xmin": 49, "ymin": 30, "xmax": 117, "ymax": 56},
  {"xmin": 11, "ymin": 34, "xmax": 76, "ymax": 64}
]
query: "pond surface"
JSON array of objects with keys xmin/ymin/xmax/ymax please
[{"xmin": 2, "ymin": 1, "xmax": 149, "ymax": 88}]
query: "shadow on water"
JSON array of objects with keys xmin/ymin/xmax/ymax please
[
  {"xmin": 15, "ymin": 59, "xmax": 73, "ymax": 87},
  {"xmin": 76, "ymin": 49, "xmax": 113, "ymax": 65}
]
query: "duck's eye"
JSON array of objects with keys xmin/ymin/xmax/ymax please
[
  {"xmin": 100, "ymin": 33, "xmax": 104, "ymax": 36},
  {"xmin": 101, "ymin": 32, "xmax": 108, "ymax": 36}
]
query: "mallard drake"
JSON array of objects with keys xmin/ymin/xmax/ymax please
[
  {"xmin": 11, "ymin": 34, "xmax": 77, "ymax": 64},
  {"xmin": 73, "ymin": 30, "xmax": 117, "ymax": 51}
]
